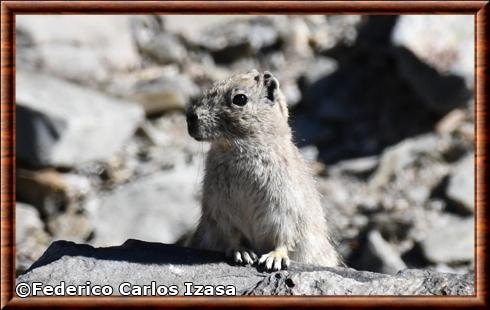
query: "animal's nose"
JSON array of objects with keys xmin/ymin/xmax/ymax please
[{"xmin": 186, "ymin": 110, "xmax": 198, "ymax": 126}]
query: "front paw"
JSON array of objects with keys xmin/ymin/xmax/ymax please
[
  {"xmin": 258, "ymin": 248, "xmax": 290, "ymax": 271},
  {"xmin": 226, "ymin": 248, "xmax": 258, "ymax": 266}
]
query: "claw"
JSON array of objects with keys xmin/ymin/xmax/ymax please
[
  {"xmin": 242, "ymin": 251, "xmax": 255, "ymax": 265},
  {"xmin": 273, "ymin": 257, "xmax": 282, "ymax": 271},
  {"xmin": 234, "ymin": 251, "xmax": 243, "ymax": 264},
  {"xmin": 258, "ymin": 246, "xmax": 290, "ymax": 271},
  {"xmin": 228, "ymin": 249, "xmax": 258, "ymax": 266}
]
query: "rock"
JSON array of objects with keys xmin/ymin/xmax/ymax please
[
  {"xmin": 164, "ymin": 15, "xmax": 250, "ymax": 37},
  {"xmin": 279, "ymin": 77, "xmax": 302, "ymax": 108},
  {"xmin": 16, "ymin": 169, "xmax": 72, "ymax": 216},
  {"xmin": 299, "ymin": 145, "xmax": 319, "ymax": 163},
  {"xmin": 249, "ymin": 268, "xmax": 473, "ymax": 295},
  {"xmin": 15, "ymin": 27, "xmax": 42, "ymax": 72},
  {"xmin": 405, "ymin": 186, "xmax": 431, "ymax": 206},
  {"xmin": 436, "ymin": 109, "xmax": 467, "ymax": 135},
  {"xmin": 437, "ymin": 133, "xmax": 472, "ymax": 164},
  {"xmin": 280, "ymin": 16, "xmax": 313, "ymax": 57},
  {"xmin": 293, "ymin": 15, "xmax": 471, "ymax": 164},
  {"xmin": 89, "ymin": 163, "xmax": 202, "ymax": 247},
  {"xmin": 17, "ymin": 240, "xmax": 474, "ymax": 296},
  {"xmin": 47, "ymin": 208, "xmax": 93, "ymax": 243},
  {"xmin": 297, "ymin": 56, "xmax": 338, "ymax": 91},
  {"xmin": 329, "ymin": 156, "xmax": 378, "ymax": 178},
  {"xmin": 16, "ymin": 71, "xmax": 144, "ymax": 168},
  {"xmin": 16, "ymin": 168, "xmax": 93, "ymax": 217},
  {"xmin": 421, "ymin": 216, "xmax": 474, "ymax": 264},
  {"xmin": 393, "ymin": 15, "xmax": 474, "ymax": 88},
  {"xmin": 314, "ymin": 130, "xmax": 473, "ymax": 273},
  {"xmin": 15, "ymin": 203, "xmax": 51, "ymax": 273},
  {"xmin": 19, "ymin": 240, "xmax": 263, "ymax": 296},
  {"xmin": 433, "ymin": 263, "xmax": 474, "ymax": 275},
  {"xmin": 308, "ymin": 15, "xmax": 362, "ymax": 52},
  {"xmin": 458, "ymin": 122, "xmax": 475, "ymax": 141},
  {"xmin": 394, "ymin": 46, "xmax": 471, "ymax": 114},
  {"xmin": 95, "ymin": 112, "xmax": 207, "ymax": 186},
  {"xmin": 369, "ymin": 134, "xmax": 438, "ymax": 189},
  {"xmin": 318, "ymin": 178, "xmax": 353, "ymax": 208},
  {"xmin": 366, "ymin": 133, "xmax": 453, "ymax": 208},
  {"xmin": 13, "ymin": 13, "xmax": 477, "ymax": 283},
  {"xmin": 391, "ymin": 16, "xmax": 473, "ymax": 115},
  {"xmin": 141, "ymin": 33, "xmax": 188, "ymax": 65},
  {"xmin": 187, "ymin": 16, "xmax": 282, "ymax": 64},
  {"xmin": 16, "ymin": 15, "xmax": 140, "ymax": 86},
  {"xmin": 372, "ymin": 212, "xmax": 415, "ymax": 242},
  {"xmin": 16, "ymin": 203, "xmax": 46, "ymax": 242},
  {"xmin": 106, "ymin": 67, "xmax": 199, "ymax": 116},
  {"xmin": 130, "ymin": 16, "xmax": 187, "ymax": 65},
  {"xmin": 299, "ymin": 146, "xmax": 325, "ymax": 173},
  {"xmin": 356, "ymin": 230, "xmax": 407, "ymax": 275},
  {"xmin": 150, "ymin": 112, "xmax": 206, "ymax": 154},
  {"xmin": 355, "ymin": 15, "xmax": 398, "ymax": 47},
  {"xmin": 180, "ymin": 58, "xmax": 231, "ymax": 88},
  {"xmin": 446, "ymin": 154, "xmax": 474, "ymax": 212}
]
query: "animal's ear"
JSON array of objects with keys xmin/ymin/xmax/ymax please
[{"xmin": 263, "ymin": 71, "xmax": 279, "ymax": 104}]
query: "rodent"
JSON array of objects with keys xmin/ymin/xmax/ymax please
[{"xmin": 185, "ymin": 69, "xmax": 341, "ymax": 271}]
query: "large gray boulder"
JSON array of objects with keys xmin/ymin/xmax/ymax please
[
  {"xmin": 421, "ymin": 216, "xmax": 474, "ymax": 264},
  {"xmin": 17, "ymin": 240, "xmax": 474, "ymax": 296},
  {"xmin": 16, "ymin": 15, "xmax": 140, "ymax": 85},
  {"xmin": 393, "ymin": 15, "xmax": 474, "ymax": 88},
  {"xmin": 16, "ymin": 71, "xmax": 144, "ymax": 168},
  {"xmin": 89, "ymin": 164, "xmax": 202, "ymax": 247}
]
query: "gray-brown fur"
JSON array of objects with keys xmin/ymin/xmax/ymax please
[{"xmin": 186, "ymin": 70, "xmax": 340, "ymax": 271}]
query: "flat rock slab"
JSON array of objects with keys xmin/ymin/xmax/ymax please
[{"xmin": 17, "ymin": 240, "xmax": 474, "ymax": 296}]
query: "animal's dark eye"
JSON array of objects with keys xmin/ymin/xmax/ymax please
[{"xmin": 232, "ymin": 94, "xmax": 248, "ymax": 106}]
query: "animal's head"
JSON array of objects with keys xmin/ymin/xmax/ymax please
[{"xmin": 186, "ymin": 70, "xmax": 289, "ymax": 143}]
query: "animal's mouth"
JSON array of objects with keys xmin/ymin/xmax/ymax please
[
  {"xmin": 187, "ymin": 123, "xmax": 204, "ymax": 141},
  {"xmin": 187, "ymin": 121, "xmax": 209, "ymax": 142},
  {"xmin": 186, "ymin": 109, "xmax": 204, "ymax": 141},
  {"xmin": 190, "ymin": 133, "xmax": 204, "ymax": 142}
]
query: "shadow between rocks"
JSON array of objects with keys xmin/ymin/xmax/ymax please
[
  {"xmin": 25, "ymin": 239, "xmax": 226, "ymax": 274},
  {"xmin": 291, "ymin": 15, "xmax": 472, "ymax": 165}
]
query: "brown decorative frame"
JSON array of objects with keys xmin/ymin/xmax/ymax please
[{"xmin": 1, "ymin": 1, "xmax": 488, "ymax": 308}]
